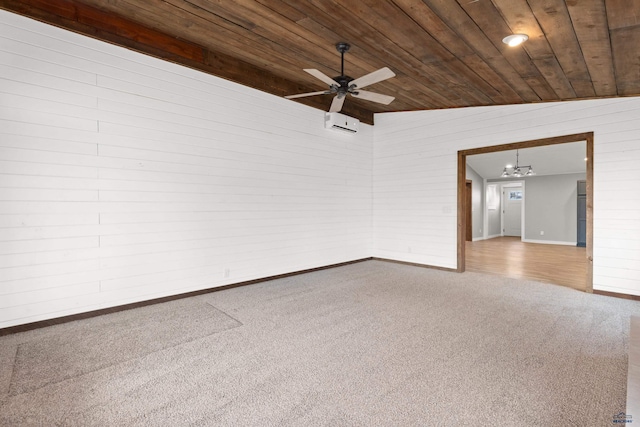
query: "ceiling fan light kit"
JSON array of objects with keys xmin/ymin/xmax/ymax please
[{"xmin": 285, "ymin": 42, "xmax": 396, "ymax": 115}]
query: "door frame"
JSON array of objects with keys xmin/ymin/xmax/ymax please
[
  {"xmin": 465, "ymin": 180, "xmax": 472, "ymax": 241},
  {"xmin": 457, "ymin": 132, "xmax": 594, "ymax": 292}
]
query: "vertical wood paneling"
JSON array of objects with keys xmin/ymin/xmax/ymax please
[
  {"xmin": 374, "ymin": 97, "xmax": 640, "ymax": 295},
  {"xmin": 0, "ymin": 10, "xmax": 372, "ymax": 328}
]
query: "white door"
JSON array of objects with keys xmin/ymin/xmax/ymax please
[{"xmin": 503, "ymin": 188, "xmax": 522, "ymax": 237}]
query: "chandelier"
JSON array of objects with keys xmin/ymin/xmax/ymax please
[{"xmin": 500, "ymin": 150, "xmax": 535, "ymax": 177}]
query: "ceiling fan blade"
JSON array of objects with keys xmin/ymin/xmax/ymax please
[
  {"xmin": 304, "ymin": 69, "xmax": 339, "ymax": 87},
  {"xmin": 350, "ymin": 67, "xmax": 396, "ymax": 89},
  {"xmin": 351, "ymin": 90, "xmax": 395, "ymax": 105},
  {"xmin": 285, "ymin": 90, "xmax": 329, "ymax": 99},
  {"xmin": 329, "ymin": 95, "xmax": 346, "ymax": 113}
]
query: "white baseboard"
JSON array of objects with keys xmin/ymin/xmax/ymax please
[
  {"xmin": 522, "ymin": 239, "xmax": 577, "ymax": 246},
  {"xmin": 471, "ymin": 236, "xmax": 574, "ymax": 245},
  {"xmin": 472, "ymin": 234, "xmax": 502, "ymax": 241}
]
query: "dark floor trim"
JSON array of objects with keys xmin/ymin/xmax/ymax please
[
  {"xmin": 593, "ymin": 290, "xmax": 640, "ymax": 302},
  {"xmin": 0, "ymin": 258, "xmax": 372, "ymax": 336},
  {"xmin": 372, "ymin": 257, "xmax": 458, "ymax": 272}
]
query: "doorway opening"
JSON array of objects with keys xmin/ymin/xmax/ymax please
[
  {"xmin": 457, "ymin": 132, "xmax": 594, "ymax": 292},
  {"xmin": 501, "ymin": 182, "xmax": 524, "ymax": 238}
]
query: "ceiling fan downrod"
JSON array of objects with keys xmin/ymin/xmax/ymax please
[
  {"xmin": 336, "ymin": 42, "xmax": 350, "ymax": 76},
  {"xmin": 334, "ymin": 42, "xmax": 353, "ymax": 97}
]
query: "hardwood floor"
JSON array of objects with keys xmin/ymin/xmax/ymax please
[{"xmin": 465, "ymin": 237, "xmax": 588, "ymax": 291}]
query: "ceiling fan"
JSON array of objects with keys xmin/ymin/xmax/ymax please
[{"xmin": 285, "ymin": 42, "xmax": 396, "ymax": 113}]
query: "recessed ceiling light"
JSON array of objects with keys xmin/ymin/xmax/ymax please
[{"xmin": 502, "ymin": 34, "xmax": 529, "ymax": 47}]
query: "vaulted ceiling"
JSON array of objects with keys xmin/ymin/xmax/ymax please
[{"xmin": 2, "ymin": 0, "xmax": 639, "ymax": 124}]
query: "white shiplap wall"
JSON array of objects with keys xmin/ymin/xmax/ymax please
[
  {"xmin": 0, "ymin": 11, "xmax": 373, "ymax": 328},
  {"xmin": 374, "ymin": 99, "xmax": 640, "ymax": 295}
]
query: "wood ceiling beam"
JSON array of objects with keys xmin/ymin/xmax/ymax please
[
  {"xmin": 0, "ymin": 0, "xmax": 205, "ymax": 62},
  {"xmin": 0, "ymin": 0, "xmax": 375, "ymax": 124}
]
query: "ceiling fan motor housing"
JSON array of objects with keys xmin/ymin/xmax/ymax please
[{"xmin": 332, "ymin": 75, "xmax": 355, "ymax": 95}]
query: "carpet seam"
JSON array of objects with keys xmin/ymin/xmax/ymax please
[{"xmin": 8, "ymin": 305, "xmax": 244, "ymax": 397}]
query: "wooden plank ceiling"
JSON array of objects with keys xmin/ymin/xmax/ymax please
[{"xmin": 2, "ymin": 0, "xmax": 639, "ymax": 124}]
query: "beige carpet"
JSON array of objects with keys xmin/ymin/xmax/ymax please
[
  {"xmin": 1, "ymin": 260, "xmax": 638, "ymax": 426},
  {"xmin": 8, "ymin": 300, "xmax": 241, "ymax": 396}
]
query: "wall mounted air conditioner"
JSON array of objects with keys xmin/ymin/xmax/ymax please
[{"xmin": 324, "ymin": 112, "xmax": 359, "ymax": 133}]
